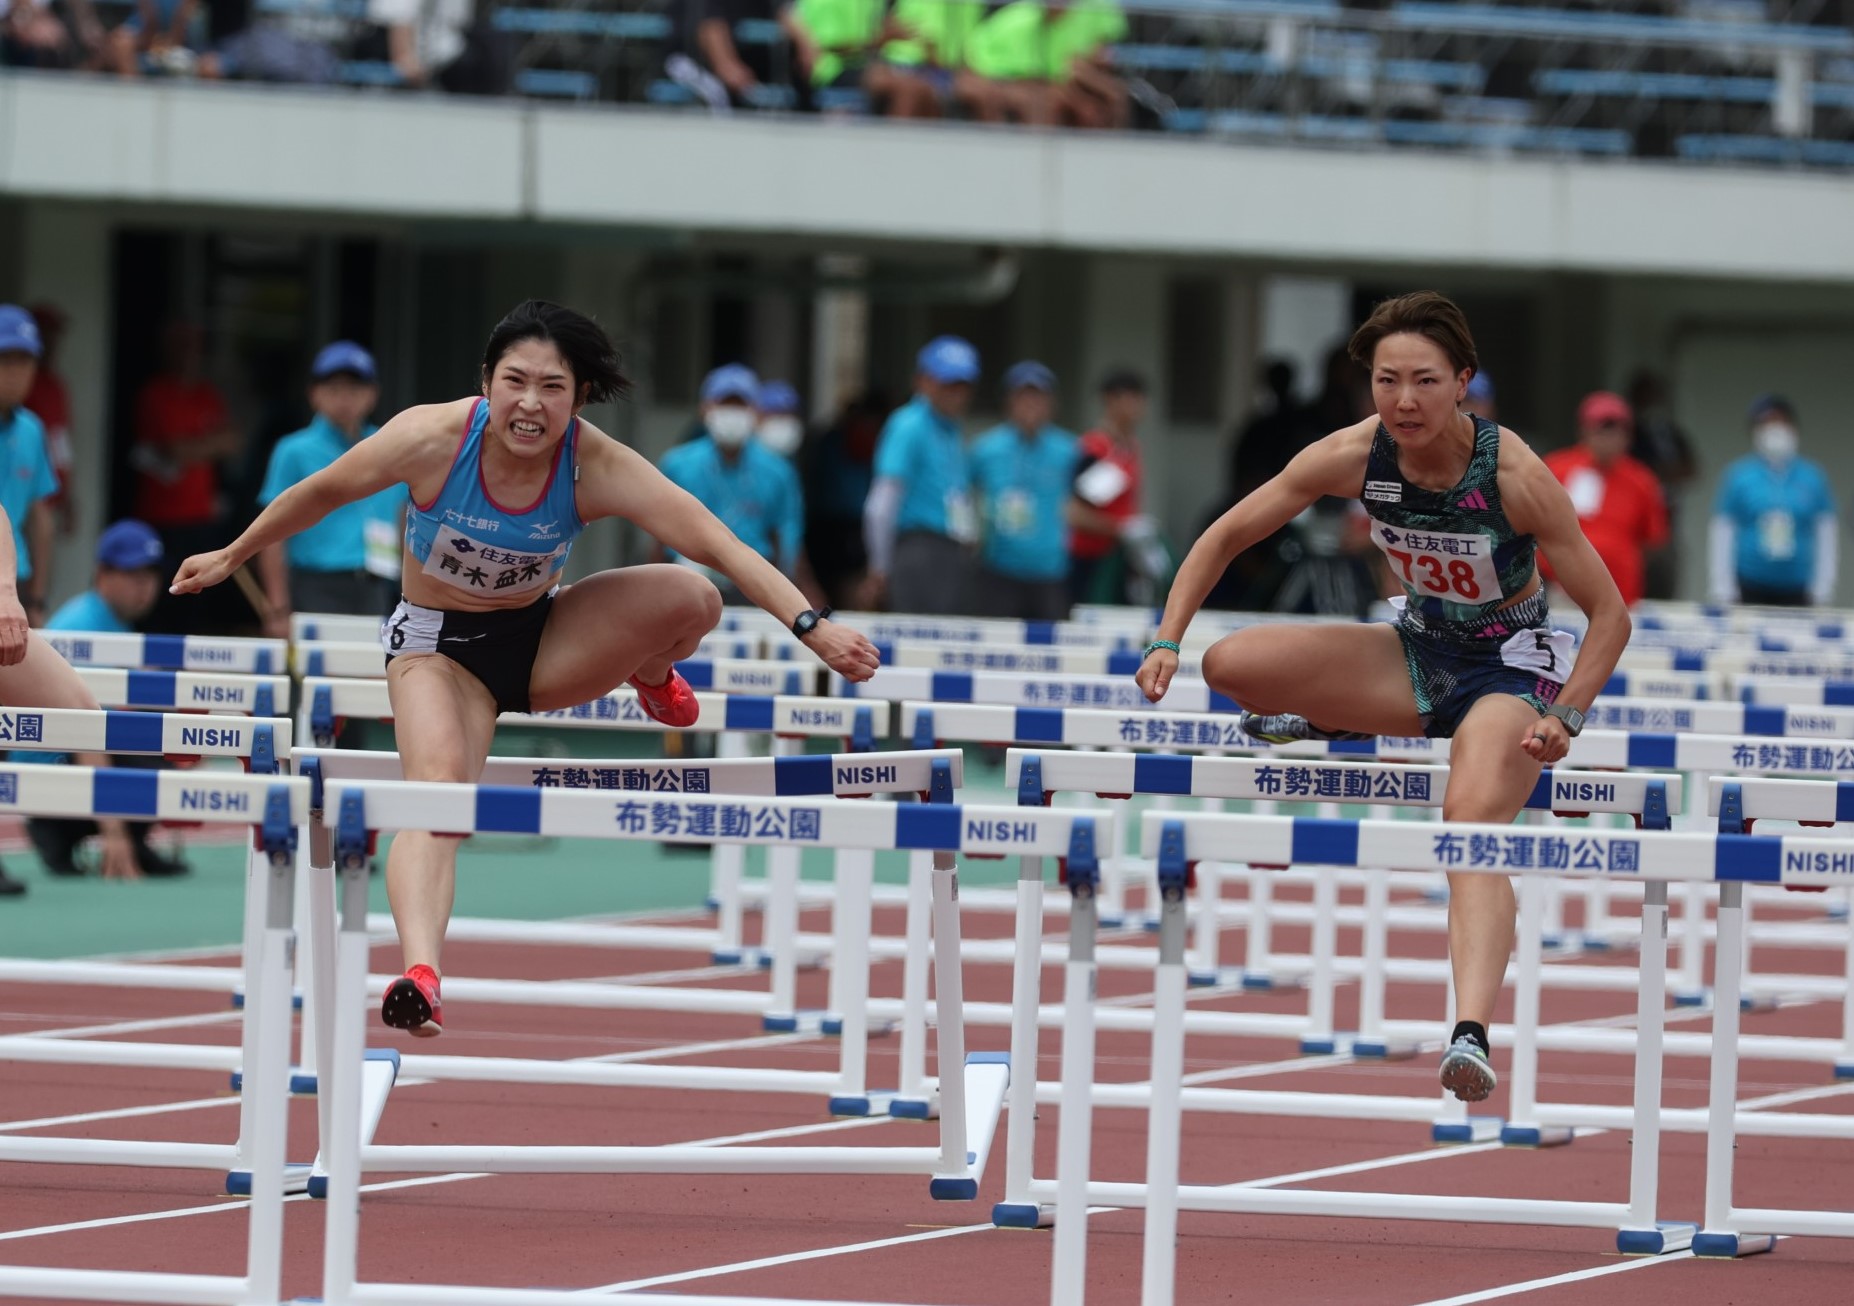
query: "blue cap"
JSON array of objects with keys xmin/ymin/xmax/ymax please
[
  {"xmin": 96, "ymin": 519, "xmax": 164, "ymax": 571},
  {"xmin": 1747, "ymin": 393, "xmax": 1795, "ymax": 424},
  {"xmin": 701, "ymin": 364, "xmax": 761, "ymax": 405},
  {"xmin": 917, "ymin": 336, "xmax": 979, "ymax": 385},
  {"xmin": 311, "ymin": 340, "xmax": 376, "ymax": 382},
  {"xmin": 0, "ymin": 305, "xmax": 43, "ymax": 359},
  {"xmin": 1004, "ymin": 360, "xmax": 1056, "ymax": 392},
  {"xmin": 1465, "ymin": 372, "xmax": 1494, "ymax": 403},
  {"xmin": 757, "ymin": 380, "xmax": 800, "ymax": 415}
]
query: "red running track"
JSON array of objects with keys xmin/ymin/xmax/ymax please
[{"xmin": 0, "ymin": 881, "xmax": 1850, "ymax": 1305}]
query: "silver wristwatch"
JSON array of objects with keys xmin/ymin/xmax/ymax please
[{"xmin": 1542, "ymin": 704, "xmax": 1586, "ymax": 737}]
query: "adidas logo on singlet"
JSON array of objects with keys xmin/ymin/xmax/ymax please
[{"xmin": 1456, "ymin": 489, "xmax": 1490, "ymax": 511}]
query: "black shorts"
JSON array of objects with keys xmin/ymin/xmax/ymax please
[{"xmin": 382, "ymin": 591, "xmax": 555, "ymax": 714}]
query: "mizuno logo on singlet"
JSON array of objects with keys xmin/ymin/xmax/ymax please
[{"xmin": 1456, "ymin": 490, "xmax": 1489, "ymax": 511}]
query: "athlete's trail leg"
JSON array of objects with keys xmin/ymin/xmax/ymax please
[
  {"xmin": 383, "ymin": 656, "xmax": 499, "ymax": 972},
  {"xmin": 529, "ymin": 565, "xmax": 723, "ymax": 709},
  {"xmin": 1439, "ymin": 694, "xmax": 1548, "ymax": 1025}
]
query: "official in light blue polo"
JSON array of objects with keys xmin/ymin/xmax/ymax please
[
  {"xmin": 864, "ymin": 335, "xmax": 979, "ymax": 615},
  {"xmin": 660, "ymin": 365, "xmax": 806, "ymax": 600},
  {"xmin": 1709, "ymin": 394, "xmax": 1840, "ymax": 608},
  {"xmin": 0, "ymin": 304, "xmax": 59, "ymax": 624},
  {"xmin": 257, "ymin": 341, "xmax": 401, "ymax": 631},
  {"xmin": 969, "ymin": 360, "xmax": 1077, "ymax": 621},
  {"xmin": 27, "ymin": 517, "xmax": 186, "ymax": 882}
]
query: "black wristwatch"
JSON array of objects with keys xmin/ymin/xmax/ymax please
[
  {"xmin": 791, "ymin": 607, "xmax": 832, "ymax": 640},
  {"xmin": 1543, "ymin": 704, "xmax": 1586, "ymax": 737}
]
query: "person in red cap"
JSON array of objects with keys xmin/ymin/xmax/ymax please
[{"xmin": 1539, "ymin": 391, "xmax": 1668, "ymax": 606}]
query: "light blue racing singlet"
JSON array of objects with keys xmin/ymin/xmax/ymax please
[{"xmin": 404, "ymin": 399, "xmax": 584, "ymax": 600}]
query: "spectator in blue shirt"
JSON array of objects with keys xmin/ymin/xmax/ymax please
[
  {"xmin": 27, "ymin": 517, "xmax": 187, "ymax": 881},
  {"xmin": 0, "ymin": 304, "xmax": 59, "ymax": 626},
  {"xmin": 969, "ymin": 361, "xmax": 1077, "ymax": 621},
  {"xmin": 659, "ymin": 365, "xmax": 806, "ymax": 603},
  {"xmin": 1709, "ymin": 395, "xmax": 1840, "ymax": 608},
  {"xmin": 862, "ymin": 335, "xmax": 979, "ymax": 614},
  {"xmin": 257, "ymin": 342, "xmax": 401, "ymax": 636}
]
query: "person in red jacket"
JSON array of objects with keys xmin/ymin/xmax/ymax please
[{"xmin": 1540, "ymin": 391, "xmax": 1667, "ymax": 607}]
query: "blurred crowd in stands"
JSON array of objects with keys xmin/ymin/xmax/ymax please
[{"xmin": 1, "ymin": 0, "xmax": 1133, "ymax": 125}]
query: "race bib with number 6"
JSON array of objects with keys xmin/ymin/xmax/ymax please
[{"xmin": 1368, "ymin": 517, "xmax": 1501, "ymax": 603}]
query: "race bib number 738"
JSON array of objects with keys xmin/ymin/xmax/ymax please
[{"xmin": 1368, "ymin": 517, "xmax": 1500, "ymax": 602}]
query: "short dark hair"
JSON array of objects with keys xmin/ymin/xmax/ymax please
[
  {"xmin": 1347, "ymin": 291, "xmax": 1478, "ymax": 379},
  {"xmin": 1099, "ymin": 367, "xmax": 1148, "ymax": 396},
  {"xmin": 482, "ymin": 301, "xmax": 629, "ymax": 405}
]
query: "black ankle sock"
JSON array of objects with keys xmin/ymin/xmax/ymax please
[{"xmin": 1451, "ymin": 1021, "xmax": 1490, "ymax": 1056}]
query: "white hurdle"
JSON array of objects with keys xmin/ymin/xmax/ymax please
[
  {"xmin": 310, "ymin": 781, "xmax": 1104, "ymax": 1306},
  {"xmin": 290, "ymin": 746, "xmax": 964, "ymax": 1121},
  {"xmin": 74, "ymin": 665, "xmax": 289, "ymax": 718},
  {"xmin": 40, "ymin": 628, "xmax": 287, "ymax": 675},
  {"xmin": 0, "ymin": 761, "xmax": 307, "ymax": 1306}
]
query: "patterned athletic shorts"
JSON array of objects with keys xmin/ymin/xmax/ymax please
[{"xmin": 1391, "ymin": 594, "xmax": 1574, "ymax": 738}]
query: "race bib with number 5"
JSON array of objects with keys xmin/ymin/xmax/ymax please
[{"xmin": 1368, "ymin": 517, "xmax": 1501, "ymax": 603}]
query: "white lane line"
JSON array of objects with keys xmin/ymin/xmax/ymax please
[
  {"xmin": 1401, "ymin": 1253, "xmax": 1695, "ymax": 1306},
  {"xmin": 0, "ymin": 1116, "xmax": 887, "ymax": 1244},
  {"xmin": 0, "ymin": 1095, "xmax": 236, "ymax": 1134},
  {"xmin": 584, "ymin": 1133, "xmax": 1513, "ymax": 1295},
  {"xmin": 33, "ymin": 1011, "xmax": 243, "ymax": 1040}
]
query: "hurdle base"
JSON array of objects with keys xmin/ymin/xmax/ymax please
[
  {"xmin": 307, "ymin": 1048, "xmax": 402, "ymax": 1201},
  {"xmin": 1617, "ymin": 1222, "xmax": 1697, "ymax": 1256},
  {"xmin": 1832, "ymin": 1061, "xmax": 1854, "ymax": 1081},
  {"xmin": 1673, "ymin": 991, "xmax": 1710, "ymax": 1008},
  {"xmin": 1240, "ymin": 971, "xmax": 1307, "ymax": 992},
  {"xmin": 230, "ymin": 1066, "xmax": 319, "ymax": 1095},
  {"xmin": 1349, "ymin": 1038, "xmax": 1421, "ymax": 1061},
  {"xmin": 1740, "ymin": 993, "xmax": 1783, "ymax": 1014},
  {"xmin": 818, "ymin": 1014, "xmax": 900, "ymax": 1038},
  {"xmin": 1692, "ymin": 1231, "xmax": 1778, "ymax": 1259},
  {"xmin": 1500, "ymin": 1123, "xmax": 1575, "ymax": 1148},
  {"xmin": 886, "ymin": 1094, "xmax": 939, "ymax": 1120},
  {"xmin": 992, "ymin": 1201, "xmax": 1053, "ymax": 1229},
  {"xmin": 709, "ymin": 947, "xmax": 773, "ymax": 968},
  {"xmin": 225, "ymin": 1162, "xmax": 313, "ymax": 1197},
  {"xmin": 230, "ymin": 991, "xmax": 303, "ymax": 1011},
  {"xmin": 1299, "ymin": 1033, "xmax": 1343, "ymax": 1056},
  {"xmin": 1186, "ymin": 968, "xmax": 1243, "ymax": 989},
  {"xmin": 1431, "ymin": 1117, "xmax": 1503, "ymax": 1144},
  {"xmin": 762, "ymin": 1010, "xmax": 830, "ymax": 1034}
]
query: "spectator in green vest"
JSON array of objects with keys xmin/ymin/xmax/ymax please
[
  {"xmin": 867, "ymin": 0, "xmax": 982, "ymax": 117},
  {"xmin": 782, "ymin": 0, "xmax": 891, "ymax": 93},
  {"xmin": 1048, "ymin": 0, "xmax": 1127, "ymax": 128},
  {"xmin": 959, "ymin": 0, "xmax": 1126, "ymax": 127}
]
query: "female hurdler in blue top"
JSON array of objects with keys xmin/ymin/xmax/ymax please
[
  {"xmin": 172, "ymin": 302, "xmax": 881, "ymax": 1038},
  {"xmin": 1136, "ymin": 292, "xmax": 1633, "ymax": 1104}
]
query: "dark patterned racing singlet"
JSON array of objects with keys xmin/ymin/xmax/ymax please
[{"xmin": 1360, "ymin": 414, "xmax": 1546, "ymax": 640}]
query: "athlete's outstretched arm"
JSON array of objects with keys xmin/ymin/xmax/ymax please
[
  {"xmin": 1136, "ymin": 424, "xmax": 1371, "ymax": 701},
  {"xmin": 577, "ymin": 430, "xmax": 880, "ymax": 680},
  {"xmin": 169, "ymin": 400, "xmax": 469, "ymax": 597},
  {"xmin": 1499, "ymin": 432, "xmax": 1631, "ymax": 763}
]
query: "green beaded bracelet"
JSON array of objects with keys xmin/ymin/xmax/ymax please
[{"xmin": 1143, "ymin": 640, "xmax": 1181, "ymax": 657}]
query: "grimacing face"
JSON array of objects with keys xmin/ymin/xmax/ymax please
[{"xmin": 483, "ymin": 338, "xmax": 583, "ymax": 460}]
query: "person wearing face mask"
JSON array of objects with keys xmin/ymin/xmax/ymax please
[
  {"xmin": 1710, "ymin": 395, "xmax": 1838, "ymax": 608},
  {"xmin": 659, "ymin": 365, "xmax": 807, "ymax": 603},
  {"xmin": 968, "ymin": 361, "xmax": 1078, "ymax": 621},
  {"xmin": 755, "ymin": 380, "xmax": 806, "ymax": 461}
]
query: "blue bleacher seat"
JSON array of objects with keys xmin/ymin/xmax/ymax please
[
  {"xmin": 491, "ymin": 9, "xmax": 670, "ymax": 40},
  {"xmin": 516, "ymin": 68, "xmax": 598, "ymax": 100},
  {"xmin": 1676, "ymin": 134, "xmax": 1854, "ymax": 167},
  {"xmin": 1394, "ymin": 2, "xmax": 1854, "ymax": 53}
]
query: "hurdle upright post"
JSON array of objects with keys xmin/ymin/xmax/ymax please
[
  {"xmin": 1140, "ymin": 821, "xmax": 1192, "ymax": 1306},
  {"xmin": 1048, "ymin": 816, "xmax": 1100, "ymax": 1305},
  {"xmin": 997, "ymin": 755, "xmax": 1052, "ymax": 1225}
]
